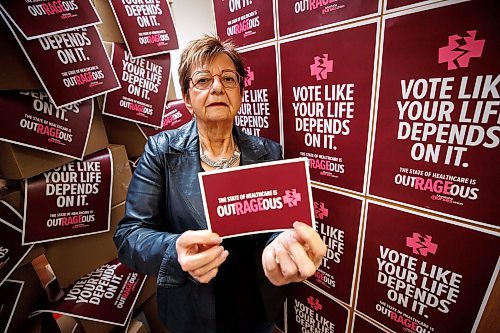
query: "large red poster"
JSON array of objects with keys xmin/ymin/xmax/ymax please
[
  {"xmin": 139, "ymin": 99, "xmax": 193, "ymax": 137},
  {"xmin": 277, "ymin": 0, "xmax": 380, "ymax": 37},
  {"xmin": 368, "ymin": 0, "xmax": 500, "ymax": 227},
  {"xmin": 385, "ymin": 0, "xmax": 442, "ymax": 12},
  {"xmin": 0, "ymin": 201, "xmax": 33, "ymax": 286},
  {"xmin": 108, "ymin": 0, "xmax": 178, "ymax": 58},
  {"xmin": 32, "ymin": 259, "xmax": 146, "ymax": 326},
  {"xmin": 287, "ymin": 282, "xmax": 349, "ymax": 333},
  {"xmin": 238, "ymin": 44, "xmax": 280, "ymax": 142},
  {"xmin": 0, "ymin": 280, "xmax": 24, "ymax": 333},
  {"xmin": 103, "ymin": 43, "xmax": 170, "ymax": 127},
  {"xmin": 0, "ymin": 91, "xmax": 93, "ymax": 159},
  {"xmin": 23, "ymin": 149, "xmax": 113, "ymax": 244},
  {"xmin": 280, "ymin": 21, "xmax": 378, "ymax": 193},
  {"xmin": 2, "ymin": 15, "xmax": 120, "ymax": 108},
  {"xmin": 356, "ymin": 201, "xmax": 500, "ymax": 333},
  {"xmin": 212, "ymin": 0, "xmax": 275, "ymax": 47},
  {"xmin": 308, "ymin": 187, "xmax": 362, "ymax": 305},
  {"xmin": 351, "ymin": 314, "xmax": 389, "ymax": 333},
  {"xmin": 0, "ymin": 0, "xmax": 100, "ymax": 39}
]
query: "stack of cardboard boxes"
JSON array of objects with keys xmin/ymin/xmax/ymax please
[{"xmin": 0, "ymin": 1, "xmax": 177, "ymax": 332}]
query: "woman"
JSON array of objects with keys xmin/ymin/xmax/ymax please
[{"xmin": 114, "ymin": 35, "xmax": 326, "ymax": 333}]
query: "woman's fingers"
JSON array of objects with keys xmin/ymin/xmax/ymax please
[
  {"xmin": 262, "ymin": 245, "xmax": 287, "ymax": 286},
  {"xmin": 293, "ymin": 222, "xmax": 327, "ymax": 267},
  {"xmin": 262, "ymin": 225, "xmax": 327, "ymax": 286},
  {"xmin": 176, "ymin": 230, "xmax": 228, "ymax": 283},
  {"xmin": 191, "ymin": 249, "xmax": 229, "ymax": 277}
]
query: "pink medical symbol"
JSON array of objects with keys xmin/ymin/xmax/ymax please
[
  {"xmin": 314, "ymin": 202, "xmax": 329, "ymax": 220},
  {"xmin": 244, "ymin": 66, "xmax": 254, "ymax": 87},
  {"xmin": 406, "ymin": 233, "xmax": 438, "ymax": 257},
  {"xmin": 310, "ymin": 54, "xmax": 333, "ymax": 81},
  {"xmin": 438, "ymin": 30, "xmax": 485, "ymax": 70},
  {"xmin": 282, "ymin": 189, "xmax": 302, "ymax": 207},
  {"xmin": 307, "ymin": 296, "xmax": 322, "ymax": 311}
]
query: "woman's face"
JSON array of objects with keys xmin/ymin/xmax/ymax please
[{"xmin": 184, "ymin": 54, "xmax": 242, "ymax": 125}]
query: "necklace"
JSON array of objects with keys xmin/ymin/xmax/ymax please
[{"xmin": 200, "ymin": 143, "xmax": 241, "ymax": 169}]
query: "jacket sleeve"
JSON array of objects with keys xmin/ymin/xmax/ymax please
[{"xmin": 114, "ymin": 135, "xmax": 187, "ymax": 286}]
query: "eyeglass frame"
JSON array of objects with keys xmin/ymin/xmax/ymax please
[{"xmin": 188, "ymin": 69, "xmax": 243, "ymax": 90}]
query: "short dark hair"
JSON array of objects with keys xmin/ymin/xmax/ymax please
[{"xmin": 178, "ymin": 35, "xmax": 246, "ymax": 99}]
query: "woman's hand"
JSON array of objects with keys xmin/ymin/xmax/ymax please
[
  {"xmin": 262, "ymin": 222, "xmax": 326, "ymax": 286},
  {"xmin": 176, "ymin": 230, "xmax": 229, "ymax": 284}
]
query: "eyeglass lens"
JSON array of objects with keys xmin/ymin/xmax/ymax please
[{"xmin": 191, "ymin": 71, "xmax": 240, "ymax": 90}]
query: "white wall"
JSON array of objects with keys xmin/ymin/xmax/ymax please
[{"xmin": 169, "ymin": 0, "xmax": 216, "ymax": 98}]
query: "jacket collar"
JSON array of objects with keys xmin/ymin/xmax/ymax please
[
  {"xmin": 165, "ymin": 119, "xmax": 270, "ymax": 229},
  {"xmin": 168, "ymin": 119, "xmax": 269, "ymax": 163}
]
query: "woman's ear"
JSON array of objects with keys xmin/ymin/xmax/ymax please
[{"xmin": 183, "ymin": 93, "xmax": 194, "ymax": 115}]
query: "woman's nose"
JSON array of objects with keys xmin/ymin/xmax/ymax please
[{"xmin": 210, "ymin": 75, "xmax": 224, "ymax": 94}]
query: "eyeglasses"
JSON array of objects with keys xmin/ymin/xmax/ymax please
[{"xmin": 189, "ymin": 70, "xmax": 242, "ymax": 90}]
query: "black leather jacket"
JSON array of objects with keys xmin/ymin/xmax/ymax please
[{"xmin": 114, "ymin": 120, "xmax": 286, "ymax": 333}]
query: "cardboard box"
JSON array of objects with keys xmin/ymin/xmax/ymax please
[
  {"xmin": 127, "ymin": 319, "xmax": 148, "ymax": 333},
  {"xmin": 0, "ymin": 109, "xmax": 109, "ymax": 179},
  {"xmin": 44, "ymin": 202, "xmax": 124, "ymax": 288},
  {"xmin": 0, "ymin": 190, "xmax": 23, "ymax": 212},
  {"xmin": 18, "ymin": 244, "xmax": 46, "ymax": 268},
  {"xmin": 56, "ymin": 315, "xmax": 82, "ymax": 333},
  {"xmin": 108, "ymin": 144, "xmax": 132, "ymax": 206},
  {"xmin": 77, "ymin": 318, "xmax": 115, "ymax": 333},
  {"xmin": 93, "ymin": 0, "xmax": 125, "ymax": 43},
  {"xmin": 103, "ymin": 116, "xmax": 147, "ymax": 159}
]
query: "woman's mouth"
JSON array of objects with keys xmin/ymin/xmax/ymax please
[{"xmin": 207, "ymin": 102, "xmax": 228, "ymax": 107}]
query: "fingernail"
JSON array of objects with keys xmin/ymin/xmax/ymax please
[
  {"xmin": 218, "ymin": 246, "xmax": 224, "ymax": 254},
  {"xmin": 221, "ymin": 250, "xmax": 229, "ymax": 259},
  {"xmin": 211, "ymin": 236, "xmax": 222, "ymax": 243}
]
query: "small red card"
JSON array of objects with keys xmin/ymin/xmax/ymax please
[{"xmin": 199, "ymin": 158, "xmax": 314, "ymax": 238}]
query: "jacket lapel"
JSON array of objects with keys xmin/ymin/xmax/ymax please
[
  {"xmin": 165, "ymin": 122, "xmax": 207, "ymax": 229},
  {"xmin": 234, "ymin": 127, "xmax": 270, "ymax": 165}
]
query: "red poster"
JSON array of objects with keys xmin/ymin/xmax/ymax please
[
  {"xmin": 277, "ymin": 0, "xmax": 380, "ymax": 37},
  {"xmin": 356, "ymin": 201, "xmax": 500, "ymax": 333},
  {"xmin": 103, "ymin": 43, "xmax": 170, "ymax": 127},
  {"xmin": 0, "ymin": 0, "xmax": 100, "ymax": 39},
  {"xmin": 2, "ymin": 14, "xmax": 120, "ymax": 109},
  {"xmin": 287, "ymin": 282, "xmax": 349, "ymax": 333},
  {"xmin": 199, "ymin": 158, "xmax": 314, "ymax": 238},
  {"xmin": 23, "ymin": 148, "xmax": 113, "ymax": 245},
  {"xmin": 212, "ymin": 0, "xmax": 275, "ymax": 47},
  {"xmin": 0, "ymin": 201, "xmax": 33, "ymax": 286},
  {"xmin": 0, "ymin": 91, "xmax": 93, "ymax": 159},
  {"xmin": 139, "ymin": 99, "xmax": 193, "ymax": 136},
  {"xmin": 238, "ymin": 44, "xmax": 281, "ymax": 143},
  {"xmin": 108, "ymin": 0, "xmax": 178, "ymax": 58},
  {"xmin": 368, "ymin": 1, "xmax": 500, "ymax": 226},
  {"xmin": 280, "ymin": 21, "xmax": 378, "ymax": 193},
  {"xmin": 352, "ymin": 314, "xmax": 389, "ymax": 333},
  {"xmin": 308, "ymin": 187, "xmax": 362, "ymax": 305},
  {"xmin": 0, "ymin": 280, "xmax": 23, "ymax": 333},
  {"xmin": 32, "ymin": 259, "xmax": 146, "ymax": 326},
  {"xmin": 0, "ymin": 200, "xmax": 22, "ymax": 230},
  {"xmin": 385, "ymin": 0, "xmax": 442, "ymax": 12}
]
